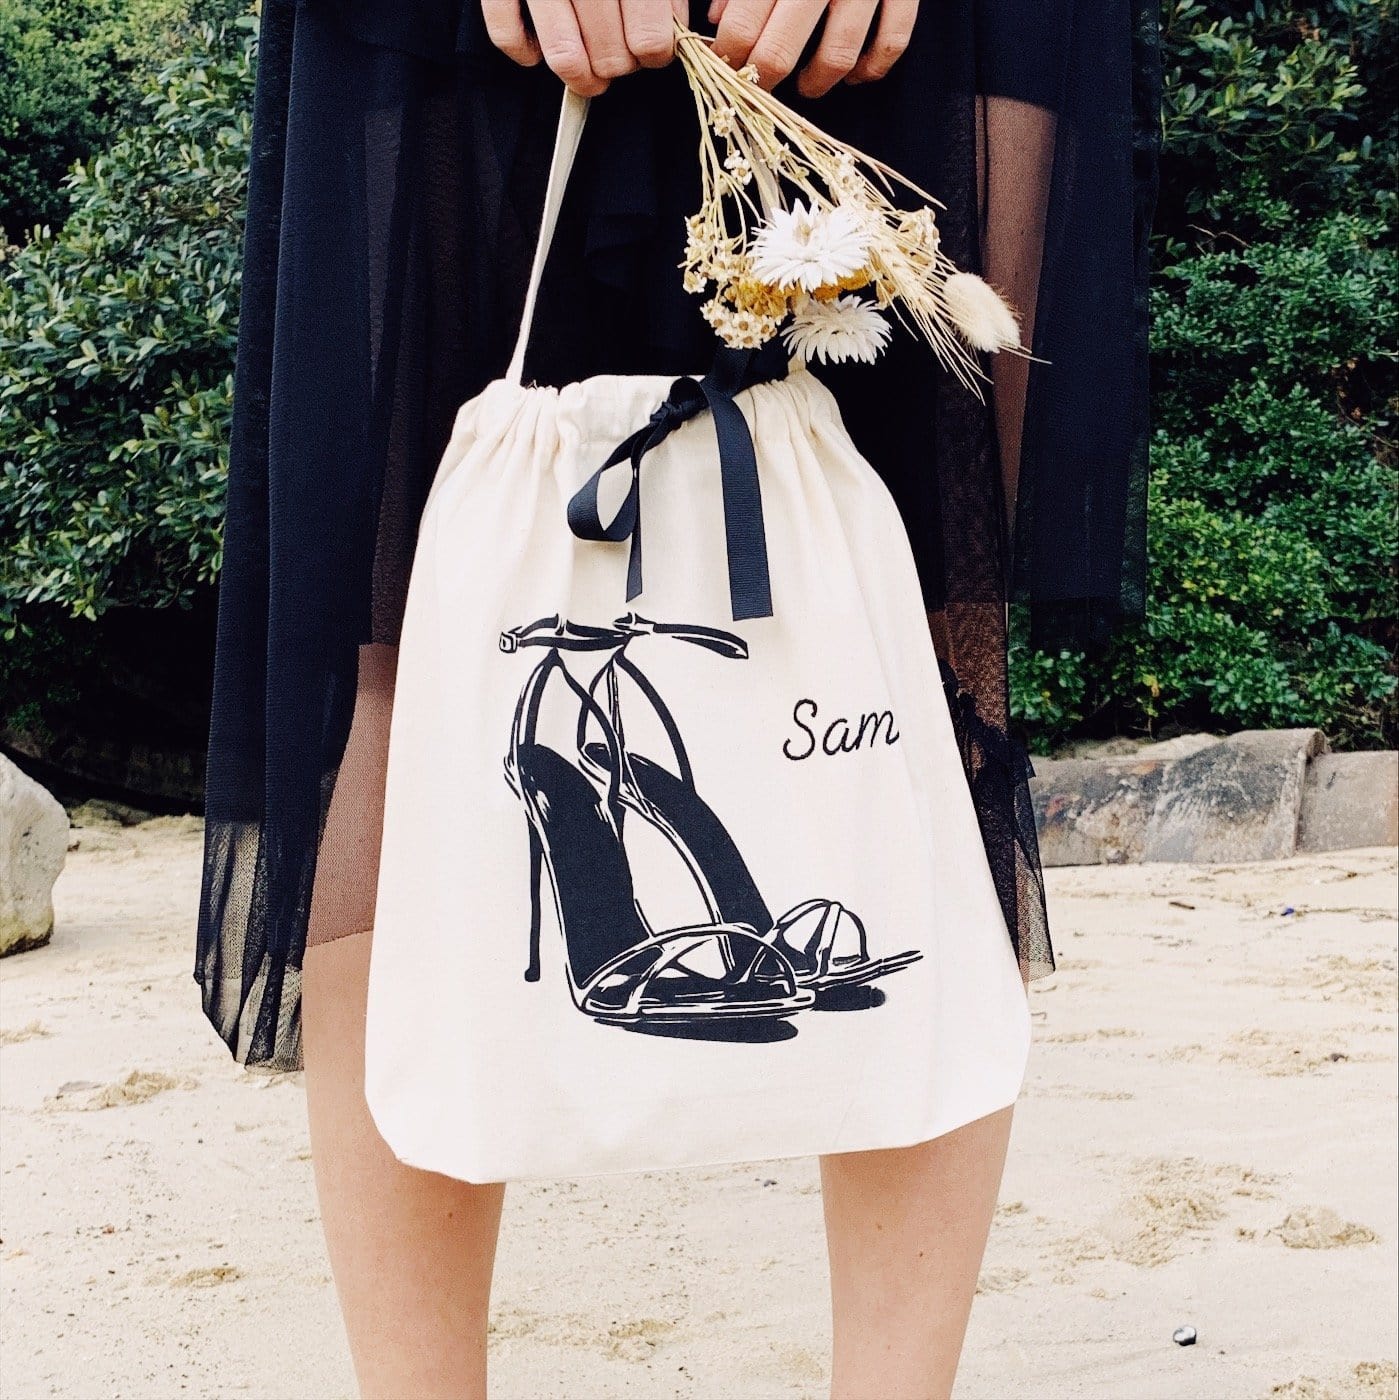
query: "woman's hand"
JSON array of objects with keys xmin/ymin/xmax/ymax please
[
  {"xmin": 482, "ymin": 0, "xmax": 688, "ymax": 96},
  {"xmin": 709, "ymin": 0, "xmax": 919, "ymax": 96}
]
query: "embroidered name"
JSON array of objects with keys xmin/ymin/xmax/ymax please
[{"xmin": 783, "ymin": 699, "xmax": 901, "ymax": 760}]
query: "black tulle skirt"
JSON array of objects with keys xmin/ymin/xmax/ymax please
[{"xmin": 197, "ymin": 0, "xmax": 1160, "ymax": 1067}]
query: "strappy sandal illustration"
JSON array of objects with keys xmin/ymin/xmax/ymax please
[
  {"xmin": 500, "ymin": 616, "xmax": 813, "ymax": 1030},
  {"xmin": 575, "ymin": 613, "xmax": 922, "ymax": 996}
]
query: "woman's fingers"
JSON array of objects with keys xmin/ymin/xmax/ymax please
[
  {"xmin": 796, "ymin": 0, "xmax": 879, "ymax": 97},
  {"xmin": 710, "ymin": 0, "xmax": 776, "ymax": 71},
  {"xmin": 484, "ymin": 0, "xmax": 913, "ymax": 91},
  {"xmin": 482, "ymin": 0, "xmax": 543, "ymax": 65},
  {"xmin": 500, "ymin": 1, "xmax": 684, "ymax": 89},
  {"xmin": 717, "ymin": 0, "xmax": 892, "ymax": 93},
  {"xmin": 846, "ymin": 0, "xmax": 918, "ymax": 83},
  {"xmin": 621, "ymin": 0, "xmax": 680, "ymax": 67},
  {"xmin": 746, "ymin": 0, "xmax": 830, "ymax": 89},
  {"xmin": 575, "ymin": 0, "xmax": 639, "ymax": 81},
  {"xmin": 524, "ymin": 0, "xmax": 609, "ymax": 94}
]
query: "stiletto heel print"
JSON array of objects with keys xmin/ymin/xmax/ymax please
[
  {"xmin": 501, "ymin": 616, "xmax": 813, "ymax": 1033},
  {"xmin": 501, "ymin": 612, "xmax": 919, "ymax": 1038}
]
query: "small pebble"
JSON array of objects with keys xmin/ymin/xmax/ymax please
[{"xmin": 1173, "ymin": 1325, "xmax": 1197, "ymax": 1347}]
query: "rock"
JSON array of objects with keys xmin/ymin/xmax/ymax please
[
  {"xmin": 1031, "ymin": 753, "xmax": 1170, "ymax": 866},
  {"xmin": 1297, "ymin": 751, "xmax": 1399, "ymax": 853},
  {"xmin": 1032, "ymin": 730, "xmax": 1332, "ymax": 866},
  {"xmin": 1140, "ymin": 729, "xmax": 1327, "ymax": 863},
  {"xmin": 1143, "ymin": 734, "xmax": 1227, "ymax": 762},
  {"xmin": 1, "ymin": 755, "xmax": 70, "ymax": 956},
  {"xmin": 1046, "ymin": 733, "xmax": 1223, "ymax": 763}
]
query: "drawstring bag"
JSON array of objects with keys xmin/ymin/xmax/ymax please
[{"xmin": 366, "ymin": 92, "xmax": 1029, "ymax": 1183}]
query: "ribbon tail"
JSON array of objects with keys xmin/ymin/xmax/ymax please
[
  {"xmin": 625, "ymin": 490, "xmax": 644, "ymax": 601},
  {"xmin": 701, "ymin": 354, "xmax": 773, "ymax": 622}
]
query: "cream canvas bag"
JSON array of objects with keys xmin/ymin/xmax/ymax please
[{"xmin": 365, "ymin": 92, "xmax": 1029, "ymax": 1183}]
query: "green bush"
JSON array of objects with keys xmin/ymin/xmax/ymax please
[
  {"xmin": 1158, "ymin": 0, "xmax": 1381, "ymax": 220},
  {"xmin": 0, "ymin": 16, "xmax": 250, "ymax": 775},
  {"xmin": 0, "ymin": 0, "xmax": 246, "ymax": 238},
  {"xmin": 0, "ymin": 17, "xmax": 251, "ymax": 624},
  {"xmin": 1014, "ymin": 0, "xmax": 1398, "ymax": 751}
]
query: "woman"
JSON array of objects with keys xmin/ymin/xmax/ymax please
[{"xmin": 196, "ymin": 1, "xmax": 1158, "ymax": 1395}]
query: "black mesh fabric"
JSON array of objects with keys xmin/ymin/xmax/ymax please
[{"xmin": 196, "ymin": 0, "xmax": 1160, "ymax": 1067}]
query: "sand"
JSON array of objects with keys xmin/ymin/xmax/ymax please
[{"xmin": 1, "ymin": 816, "xmax": 1395, "ymax": 1400}]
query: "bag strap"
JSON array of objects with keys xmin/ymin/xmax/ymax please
[
  {"xmin": 511, "ymin": 87, "xmax": 783, "ymax": 624},
  {"xmin": 506, "ymin": 88, "xmax": 591, "ymax": 385}
]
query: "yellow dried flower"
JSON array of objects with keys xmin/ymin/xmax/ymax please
[
  {"xmin": 729, "ymin": 278, "xmax": 790, "ymax": 319},
  {"xmin": 809, "ymin": 269, "xmax": 871, "ymax": 302}
]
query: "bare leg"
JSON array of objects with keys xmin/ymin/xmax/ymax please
[
  {"xmin": 822, "ymin": 1107, "xmax": 1015, "ymax": 1400},
  {"xmin": 303, "ymin": 645, "xmax": 505, "ymax": 1400},
  {"xmin": 977, "ymin": 95, "xmax": 1056, "ymax": 532}
]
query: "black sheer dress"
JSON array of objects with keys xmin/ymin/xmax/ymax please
[{"xmin": 197, "ymin": 0, "xmax": 1160, "ymax": 1067}]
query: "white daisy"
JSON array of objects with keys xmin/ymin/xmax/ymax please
[
  {"xmin": 783, "ymin": 295, "xmax": 892, "ymax": 365},
  {"xmin": 942, "ymin": 272, "xmax": 1021, "ymax": 352},
  {"xmin": 723, "ymin": 149, "xmax": 753, "ymax": 186},
  {"xmin": 750, "ymin": 202, "xmax": 871, "ymax": 293}
]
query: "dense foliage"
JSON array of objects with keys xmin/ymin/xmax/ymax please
[
  {"xmin": 1013, "ymin": 0, "xmax": 1398, "ymax": 748},
  {"xmin": 0, "ymin": 0, "xmax": 244, "ymax": 237},
  {"xmin": 0, "ymin": 21, "xmax": 249, "ymax": 619},
  {"xmin": 0, "ymin": 18, "xmax": 249, "ymax": 775},
  {"xmin": 0, "ymin": 3, "xmax": 1395, "ymax": 795}
]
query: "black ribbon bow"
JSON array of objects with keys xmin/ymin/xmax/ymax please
[{"xmin": 566, "ymin": 343, "xmax": 786, "ymax": 622}]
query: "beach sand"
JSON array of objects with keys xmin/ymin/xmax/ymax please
[{"xmin": 1, "ymin": 817, "xmax": 1395, "ymax": 1400}]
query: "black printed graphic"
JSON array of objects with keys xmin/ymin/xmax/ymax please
[
  {"xmin": 783, "ymin": 698, "xmax": 901, "ymax": 761},
  {"xmin": 500, "ymin": 614, "xmax": 921, "ymax": 1038}
]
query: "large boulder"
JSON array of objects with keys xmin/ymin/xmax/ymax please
[
  {"xmin": 0, "ymin": 755, "xmax": 70, "ymax": 956},
  {"xmin": 1031, "ymin": 729, "xmax": 1333, "ymax": 866},
  {"xmin": 1139, "ymin": 728, "xmax": 1328, "ymax": 863}
]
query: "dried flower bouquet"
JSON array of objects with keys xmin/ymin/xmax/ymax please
[{"xmin": 673, "ymin": 22, "xmax": 1022, "ymax": 391}]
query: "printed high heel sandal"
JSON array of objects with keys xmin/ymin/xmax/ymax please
[
  {"xmin": 500, "ymin": 617, "xmax": 814, "ymax": 1029},
  {"xmin": 576, "ymin": 613, "xmax": 922, "ymax": 995}
]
